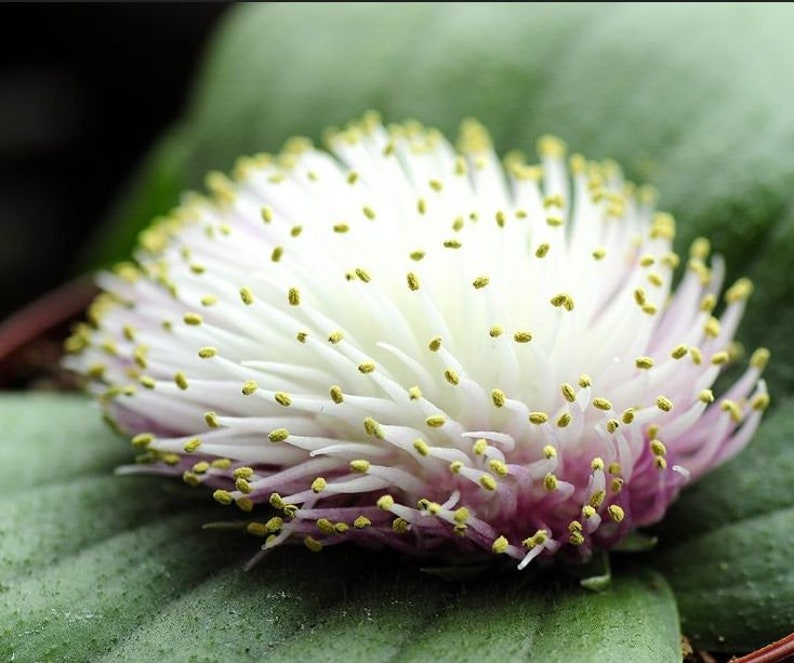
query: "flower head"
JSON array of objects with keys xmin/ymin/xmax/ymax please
[{"xmin": 66, "ymin": 113, "xmax": 769, "ymax": 569}]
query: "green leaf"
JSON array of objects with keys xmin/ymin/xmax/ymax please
[
  {"xmin": 653, "ymin": 399, "xmax": 794, "ymax": 651},
  {"xmin": 0, "ymin": 395, "xmax": 681, "ymax": 662}
]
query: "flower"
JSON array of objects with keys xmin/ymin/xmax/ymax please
[{"xmin": 65, "ymin": 113, "xmax": 769, "ymax": 569}]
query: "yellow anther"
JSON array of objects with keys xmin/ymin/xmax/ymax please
[
  {"xmin": 721, "ymin": 399, "xmax": 743, "ymax": 423},
  {"xmin": 639, "ymin": 254, "xmax": 655, "ymax": 267},
  {"xmin": 561, "ymin": 383, "xmax": 577, "ymax": 403},
  {"xmin": 428, "ymin": 336, "xmax": 442, "ymax": 351},
  {"xmin": 579, "ymin": 374, "xmax": 592, "ymax": 388},
  {"xmin": 333, "ymin": 223, "xmax": 350, "ymax": 233},
  {"xmin": 582, "ymin": 505, "xmax": 597, "ymax": 519},
  {"xmin": 650, "ymin": 439, "xmax": 667, "ymax": 457},
  {"xmin": 592, "ymin": 397, "xmax": 612, "ymax": 411},
  {"xmin": 592, "ymin": 247, "xmax": 606, "ymax": 260},
  {"xmin": 444, "ymin": 368, "xmax": 460, "ymax": 385},
  {"xmin": 212, "ymin": 490, "xmax": 233, "ymax": 506},
  {"xmin": 647, "ymin": 272, "xmax": 664, "ymax": 287},
  {"xmin": 529, "ymin": 411, "xmax": 549, "ymax": 425},
  {"xmin": 271, "ymin": 246, "xmax": 284, "ymax": 262},
  {"xmin": 443, "ymin": 239, "xmax": 462, "ymax": 249},
  {"xmin": 410, "ymin": 250, "xmax": 426, "ymax": 261},
  {"xmin": 328, "ymin": 330, "xmax": 344, "ymax": 344},
  {"xmin": 711, "ymin": 351, "xmax": 730, "ymax": 365},
  {"xmin": 589, "ymin": 490, "xmax": 606, "ymax": 509},
  {"xmin": 183, "ymin": 312, "xmax": 203, "ymax": 326},
  {"xmin": 192, "ymin": 461, "xmax": 210, "ymax": 474},
  {"xmin": 513, "ymin": 331, "xmax": 533, "ymax": 343},
  {"xmin": 494, "ymin": 210, "xmax": 507, "ymax": 228},
  {"xmin": 238, "ymin": 286, "xmax": 254, "ymax": 306},
  {"xmin": 241, "ymin": 380, "xmax": 258, "ymax": 396},
  {"xmin": 544, "ymin": 473, "xmax": 559, "ymax": 492},
  {"xmin": 617, "ymin": 409, "xmax": 635, "ymax": 427},
  {"xmin": 198, "ymin": 346, "xmax": 217, "ymax": 359},
  {"xmin": 538, "ymin": 134, "xmax": 566, "ymax": 158},
  {"xmin": 183, "ymin": 438, "xmax": 201, "ymax": 453},
  {"xmin": 361, "ymin": 205, "xmax": 376, "ymax": 220},
  {"xmin": 606, "ymin": 419, "xmax": 620, "ymax": 434},
  {"xmin": 200, "ymin": 295, "xmax": 217, "ymax": 307},
  {"xmin": 650, "ymin": 212, "xmax": 676, "ymax": 240},
  {"xmin": 348, "ymin": 459, "xmax": 371, "ymax": 474},
  {"xmin": 363, "ymin": 417, "xmax": 384, "ymax": 439},
  {"xmin": 211, "ymin": 458, "xmax": 232, "ymax": 470},
  {"xmin": 492, "ymin": 536, "xmax": 509, "ymax": 554},
  {"xmin": 377, "ymin": 495, "xmax": 395, "ymax": 510},
  {"xmin": 654, "ymin": 456, "xmax": 668, "ymax": 470},
  {"xmin": 479, "ymin": 474, "xmax": 497, "ymax": 491},
  {"xmin": 268, "ymin": 428, "xmax": 290, "ymax": 443},
  {"xmin": 408, "ymin": 385, "xmax": 422, "ymax": 400},
  {"xmin": 358, "ymin": 362, "xmax": 376, "ymax": 374},
  {"xmin": 608, "ymin": 505, "xmax": 625, "ymax": 522},
  {"xmin": 726, "ymin": 277, "xmax": 753, "ymax": 304},
  {"xmin": 546, "ymin": 215, "xmax": 564, "ymax": 228},
  {"xmin": 535, "ymin": 243, "xmax": 550, "ymax": 258},
  {"xmin": 487, "ymin": 389, "xmax": 505, "ymax": 408},
  {"xmin": 311, "ymin": 477, "xmax": 327, "ymax": 493},
  {"xmin": 449, "ymin": 461, "xmax": 464, "ymax": 474},
  {"xmin": 689, "ymin": 237, "xmax": 711, "ymax": 260},
  {"xmin": 329, "ymin": 385, "xmax": 344, "ymax": 404},
  {"xmin": 700, "ymin": 293, "xmax": 716, "ymax": 313},
  {"xmin": 261, "ymin": 206, "xmax": 273, "ymax": 223},
  {"xmin": 695, "ymin": 389, "xmax": 714, "ymax": 405},
  {"xmin": 273, "ymin": 392, "xmax": 292, "ymax": 407},
  {"xmin": 635, "ymin": 356, "xmax": 654, "ymax": 369},
  {"xmin": 556, "ymin": 412, "xmax": 572, "ymax": 428},
  {"xmin": 550, "ymin": 293, "xmax": 575, "ymax": 311},
  {"xmin": 752, "ymin": 392, "xmax": 770, "ymax": 411},
  {"xmin": 131, "ymin": 433, "xmax": 154, "ymax": 449},
  {"xmin": 473, "ymin": 276, "xmax": 490, "ymax": 289},
  {"xmin": 634, "ymin": 288, "xmax": 647, "ymax": 306},
  {"xmin": 611, "ymin": 478, "xmax": 624, "ymax": 493},
  {"xmin": 489, "ymin": 459, "xmax": 508, "ymax": 477},
  {"xmin": 407, "ymin": 272, "xmax": 420, "ymax": 291},
  {"xmin": 489, "ymin": 325, "xmax": 504, "ymax": 338},
  {"xmin": 354, "ymin": 268, "xmax": 372, "ymax": 283},
  {"xmin": 204, "ymin": 411, "xmax": 220, "ymax": 428},
  {"xmin": 316, "ymin": 518, "xmax": 335, "ymax": 535},
  {"xmin": 751, "ymin": 347, "xmax": 770, "ymax": 370},
  {"xmin": 235, "ymin": 477, "xmax": 252, "ymax": 494},
  {"xmin": 656, "ymin": 396, "xmax": 674, "ymax": 412},
  {"xmin": 138, "ymin": 376, "xmax": 155, "ymax": 390},
  {"xmin": 473, "ymin": 438, "xmax": 489, "ymax": 455},
  {"xmin": 246, "ymin": 522, "xmax": 269, "ymax": 538},
  {"xmin": 354, "ymin": 516, "xmax": 371, "ymax": 529},
  {"xmin": 591, "ymin": 458, "xmax": 605, "ymax": 472},
  {"xmin": 670, "ymin": 345, "xmax": 688, "ymax": 360},
  {"xmin": 304, "ymin": 536, "xmax": 323, "ymax": 553},
  {"xmin": 426, "ymin": 415, "xmax": 446, "ymax": 428},
  {"xmin": 690, "ymin": 347, "xmax": 703, "ymax": 365},
  {"xmin": 704, "ymin": 316, "xmax": 721, "ymax": 338},
  {"xmin": 451, "ymin": 507, "xmax": 469, "ymax": 525},
  {"xmin": 392, "ymin": 517, "xmax": 410, "ymax": 534},
  {"xmin": 269, "ymin": 493, "xmax": 285, "ymax": 509},
  {"xmin": 296, "ymin": 331, "xmax": 308, "ymax": 343},
  {"xmin": 235, "ymin": 497, "xmax": 254, "ymax": 512},
  {"xmin": 412, "ymin": 438, "xmax": 430, "ymax": 456},
  {"xmin": 286, "ymin": 287, "xmax": 301, "ymax": 306}
]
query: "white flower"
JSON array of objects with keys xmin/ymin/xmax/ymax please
[{"xmin": 65, "ymin": 113, "xmax": 769, "ymax": 569}]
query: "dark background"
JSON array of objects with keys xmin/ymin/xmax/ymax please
[{"xmin": 0, "ymin": 4, "xmax": 228, "ymax": 322}]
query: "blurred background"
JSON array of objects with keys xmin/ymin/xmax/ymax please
[{"xmin": 0, "ymin": 5, "xmax": 228, "ymax": 323}]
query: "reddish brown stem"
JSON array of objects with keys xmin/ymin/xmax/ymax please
[
  {"xmin": 0, "ymin": 276, "xmax": 97, "ymax": 366},
  {"xmin": 733, "ymin": 633, "xmax": 794, "ymax": 663}
]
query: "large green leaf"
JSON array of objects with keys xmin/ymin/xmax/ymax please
[
  {"xmin": 653, "ymin": 399, "xmax": 794, "ymax": 652},
  {"xmin": 0, "ymin": 395, "xmax": 681, "ymax": 662}
]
